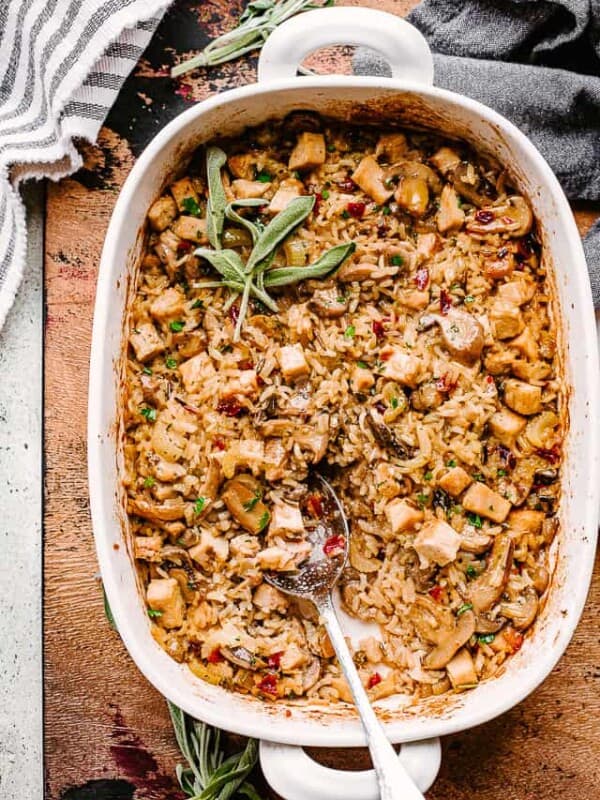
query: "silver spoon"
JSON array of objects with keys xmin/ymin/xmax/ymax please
[{"xmin": 265, "ymin": 473, "xmax": 426, "ymax": 800}]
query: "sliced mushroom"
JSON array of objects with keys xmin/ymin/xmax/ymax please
[
  {"xmin": 309, "ymin": 289, "xmax": 348, "ymax": 318},
  {"xmin": 423, "ymin": 610, "xmax": 476, "ymax": 669},
  {"xmin": 221, "ymin": 646, "xmax": 266, "ymax": 671},
  {"xmin": 302, "ymin": 656, "xmax": 322, "ymax": 691},
  {"xmin": 196, "ymin": 457, "xmax": 223, "ymax": 516},
  {"xmin": 128, "ymin": 497, "xmax": 186, "ymax": 523},
  {"xmin": 459, "ymin": 528, "xmax": 493, "ymax": 554},
  {"xmin": 387, "ymin": 161, "xmax": 442, "ymax": 194},
  {"xmin": 349, "ymin": 535, "xmax": 380, "ymax": 574},
  {"xmin": 474, "ymin": 612, "xmax": 507, "ymax": 634},
  {"xmin": 426, "ymin": 308, "xmax": 485, "ymax": 365},
  {"xmin": 528, "ymin": 565, "xmax": 549, "ymax": 594},
  {"xmin": 466, "ymin": 534, "xmax": 514, "ymax": 613},
  {"xmin": 409, "ymin": 596, "xmax": 455, "ymax": 645},
  {"xmin": 466, "ymin": 196, "xmax": 533, "ymax": 237},
  {"xmin": 499, "ymin": 586, "xmax": 538, "ymax": 630},
  {"xmin": 410, "ymin": 381, "xmax": 444, "ymax": 412},
  {"xmin": 367, "ymin": 408, "xmax": 414, "ymax": 459},
  {"xmin": 451, "ymin": 162, "xmax": 493, "ymax": 207},
  {"xmin": 221, "ymin": 474, "xmax": 269, "ymax": 534}
]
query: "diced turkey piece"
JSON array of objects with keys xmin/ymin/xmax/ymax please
[
  {"xmin": 351, "ymin": 366, "xmax": 375, "ymax": 393},
  {"xmin": 257, "ymin": 544, "xmax": 308, "ymax": 571},
  {"xmin": 153, "ymin": 460, "xmax": 187, "ymax": 482},
  {"xmin": 413, "ymin": 519, "xmax": 461, "ymax": 567},
  {"xmin": 268, "ymin": 178, "xmax": 305, "ymax": 214},
  {"xmin": 446, "ymin": 648, "xmax": 478, "ymax": 689},
  {"xmin": 277, "ymin": 344, "xmax": 310, "ymax": 381},
  {"xmin": 235, "ymin": 439, "xmax": 265, "ymax": 468},
  {"xmin": 170, "ymin": 177, "xmax": 200, "ymax": 212},
  {"xmin": 149, "ymin": 287, "xmax": 186, "ymax": 321},
  {"xmin": 280, "ymin": 643, "xmax": 309, "ymax": 672},
  {"xmin": 462, "ymin": 482, "xmax": 511, "ymax": 523},
  {"xmin": 253, "ymin": 583, "xmax": 288, "ymax": 613},
  {"xmin": 429, "ymin": 146, "xmax": 461, "ymax": 176},
  {"xmin": 263, "ymin": 439, "xmax": 287, "ymax": 482},
  {"xmin": 189, "ymin": 530, "xmax": 229, "ymax": 569},
  {"xmin": 148, "ymin": 195, "xmax": 177, "ymax": 232},
  {"xmin": 232, "ymin": 179, "xmax": 270, "ymax": 199},
  {"xmin": 179, "ymin": 352, "xmax": 216, "ymax": 393},
  {"xmin": 381, "ymin": 346, "xmax": 424, "ymax": 387},
  {"xmin": 146, "ymin": 578, "xmax": 185, "ymax": 629},
  {"xmin": 508, "ymin": 508, "xmax": 545, "ymax": 535},
  {"xmin": 397, "ymin": 289, "xmax": 430, "ymax": 311},
  {"xmin": 385, "ymin": 498, "xmax": 424, "ymax": 534},
  {"xmin": 129, "ymin": 323, "xmax": 165, "ymax": 362},
  {"xmin": 288, "ymin": 132, "xmax": 326, "ymax": 171},
  {"xmin": 134, "ymin": 535, "xmax": 163, "ymax": 561},
  {"xmin": 490, "ymin": 300, "xmax": 525, "ymax": 340},
  {"xmin": 375, "ymin": 132, "xmax": 408, "ymax": 163},
  {"xmin": 497, "ymin": 279, "xmax": 536, "ymax": 306},
  {"xmin": 437, "ymin": 185, "xmax": 465, "ymax": 233},
  {"xmin": 489, "ymin": 407, "xmax": 526, "ymax": 445},
  {"xmin": 222, "ymin": 370, "xmax": 259, "ymax": 398},
  {"xmin": 503, "ymin": 379, "xmax": 542, "ymax": 416},
  {"xmin": 416, "ymin": 232, "xmax": 439, "ymax": 260},
  {"xmin": 510, "ymin": 326, "xmax": 539, "ymax": 360},
  {"xmin": 438, "ymin": 466, "xmax": 472, "ymax": 497},
  {"xmin": 351, "ymin": 155, "xmax": 393, "ymax": 205},
  {"xmin": 227, "ymin": 153, "xmax": 256, "ymax": 180},
  {"xmin": 171, "ymin": 215, "xmax": 208, "ymax": 244},
  {"xmin": 269, "ymin": 503, "xmax": 305, "ymax": 536}
]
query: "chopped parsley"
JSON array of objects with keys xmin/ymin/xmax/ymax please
[
  {"xmin": 497, "ymin": 468, "xmax": 507, "ymax": 477},
  {"xmin": 357, "ymin": 361, "xmax": 369, "ymax": 369},
  {"xmin": 256, "ymin": 171, "xmax": 272, "ymax": 182},
  {"xmin": 194, "ymin": 497, "xmax": 207, "ymax": 515},
  {"xmin": 424, "ymin": 471, "xmax": 433, "ymax": 481},
  {"xmin": 143, "ymin": 476, "xmax": 155, "ymax": 489},
  {"xmin": 147, "ymin": 609, "xmax": 163, "ymax": 619},
  {"xmin": 446, "ymin": 459, "xmax": 457, "ymax": 467},
  {"xmin": 390, "ymin": 396, "xmax": 399, "ymax": 409},
  {"xmin": 321, "ymin": 189, "xmax": 330, "ymax": 200},
  {"xmin": 169, "ymin": 320, "xmax": 185, "ymax": 332},
  {"xmin": 416, "ymin": 492, "xmax": 429, "ymax": 509},
  {"xmin": 344, "ymin": 325, "xmax": 356, "ymax": 338},
  {"xmin": 181, "ymin": 196, "xmax": 201, "ymax": 216},
  {"xmin": 142, "ymin": 366, "xmax": 153, "ymax": 375},
  {"xmin": 191, "ymin": 298, "xmax": 204, "ymax": 309},
  {"xmin": 478, "ymin": 633, "xmax": 496, "ymax": 644},
  {"xmin": 466, "ymin": 564, "xmax": 478, "ymax": 579},
  {"xmin": 381, "ymin": 205, "xmax": 391, "ymax": 216},
  {"xmin": 326, "ymin": 143, "xmax": 336, "ymax": 152},
  {"xmin": 243, "ymin": 489, "xmax": 262, "ymax": 512},
  {"xmin": 472, "ymin": 472, "xmax": 485, "ymax": 482},
  {"xmin": 390, "ymin": 255, "xmax": 403, "ymax": 266},
  {"xmin": 165, "ymin": 357, "xmax": 177, "ymax": 369},
  {"xmin": 258, "ymin": 510, "xmax": 270, "ymax": 532},
  {"xmin": 456, "ymin": 603, "xmax": 473, "ymax": 616},
  {"xmin": 464, "ymin": 295, "xmax": 475, "ymax": 304},
  {"xmin": 140, "ymin": 407, "xmax": 157, "ymax": 422},
  {"xmin": 467, "ymin": 512, "xmax": 483, "ymax": 529},
  {"xmin": 341, "ymin": 210, "xmax": 350, "ymax": 219}
]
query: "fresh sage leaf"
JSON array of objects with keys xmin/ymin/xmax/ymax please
[
  {"xmin": 245, "ymin": 195, "xmax": 315, "ymax": 273},
  {"xmin": 205, "ymin": 146, "xmax": 227, "ymax": 249},
  {"xmin": 233, "ymin": 277, "xmax": 253, "ymax": 342},
  {"xmin": 225, "ymin": 199, "xmax": 266, "ymax": 244},
  {"xmin": 194, "ymin": 247, "xmax": 246, "ymax": 283},
  {"xmin": 264, "ymin": 241, "xmax": 355, "ymax": 287}
]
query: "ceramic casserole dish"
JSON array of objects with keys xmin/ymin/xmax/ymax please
[{"xmin": 88, "ymin": 8, "xmax": 600, "ymax": 797}]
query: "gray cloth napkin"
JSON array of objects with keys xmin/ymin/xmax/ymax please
[{"xmin": 355, "ymin": 0, "xmax": 600, "ymax": 306}]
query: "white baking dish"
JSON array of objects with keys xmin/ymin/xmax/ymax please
[{"xmin": 88, "ymin": 8, "xmax": 600, "ymax": 798}]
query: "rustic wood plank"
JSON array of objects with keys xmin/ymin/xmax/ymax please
[{"xmin": 44, "ymin": 2, "xmax": 600, "ymax": 798}]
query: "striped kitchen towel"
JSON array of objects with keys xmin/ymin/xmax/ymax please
[{"xmin": 0, "ymin": 0, "xmax": 173, "ymax": 330}]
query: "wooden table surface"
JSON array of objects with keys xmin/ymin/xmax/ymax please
[{"xmin": 44, "ymin": 1, "xmax": 600, "ymax": 797}]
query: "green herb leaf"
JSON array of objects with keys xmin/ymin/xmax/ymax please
[
  {"xmin": 170, "ymin": 320, "xmax": 185, "ymax": 332},
  {"xmin": 166, "ymin": 357, "xmax": 178, "ymax": 369},
  {"xmin": 416, "ymin": 492, "xmax": 429, "ymax": 509},
  {"xmin": 466, "ymin": 564, "xmax": 478, "ymax": 579},
  {"xmin": 464, "ymin": 295, "xmax": 475, "ymax": 304},
  {"xmin": 446, "ymin": 459, "xmax": 457, "ymax": 467},
  {"xmin": 456, "ymin": 603, "xmax": 473, "ymax": 616},
  {"xmin": 467, "ymin": 512, "xmax": 483, "ymax": 529},
  {"xmin": 478, "ymin": 633, "xmax": 496, "ymax": 644},
  {"xmin": 140, "ymin": 407, "xmax": 157, "ymax": 422},
  {"xmin": 263, "ymin": 242, "xmax": 355, "ymax": 288},
  {"xmin": 194, "ymin": 497, "xmax": 207, "ymax": 515},
  {"xmin": 191, "ymin": 298, "xmax": 204, "ymax": 309},
  {"xmin": 148, "ymin": 608, "xmax": 163, "ymax": 619},
  {"xmin": 245, "ymin": 195, "xmax": 315, "ymax": 273},
  {"xmin": 258, "ymin": 510, "xmax": 270, "ymax": 531},
  {"xmin": 357, "ymin": 361, "xmax": 368, "ymax": 369},
  {"xmin": 225, "ymin": 198, "xmax": 267, "ymax": 245},
  {"xmin": 381, "ymin": 205, "xmax": 391, "ymax": 216},
  {"xmin": 243, "ymin": 488, "xmax": 262, "ymax": 512},
  {"xmin": 143, "ymin": 476, "xmax": 156, "ymax": 488},
  {"xmin": 142, "ymin": 366, "xmax": 153, "ymax": 375},
  {"xmin": 182, "ymin": 196, "xmax": 201, "ymax": 217},
  {"xmin": 390, "ymin": 255, "xmax": 403, "ymax": 266},
  {"xmin": 206, "ymin": 146, "xmax": 228, "ymax": 249},
  {"xmin": 424, "ymin": 471, "xmax": 433, "ymax": 481},
  {"xmin": 256, "ymin": 170, "xmax": 272, "ymax": 182},
  {"xmin": 194, "ymin": 247, "xmax": 246, "ymax": 284},
  {"xmin": 344, "ymin": 325, "xmax": 356, "ymax": 338},
  {"xmin": 497, "ymin": 468, "xmax": 507, "ymax": 477},
  {"xmin": 321, "ymin": 189, "xmax": 330, "ymax": 199},
  {"xmin": 390, "ymin": 396, "xmax": 399, "ymax": 409}
]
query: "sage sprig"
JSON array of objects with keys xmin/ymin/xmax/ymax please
[
  {"xmin": 193, "ymin": 150, "xmax": 354, "ymax": 340},
  {"xmin": 206, "ymin": 147, "xmax": 228, "ymax": 250},
  {"xmin": 168, "ymin": 701, "xmax": 262, "ymax": 800},
  {"xmin": 171, "ymin": 0, "xmax": 335, "ymax": 78}
]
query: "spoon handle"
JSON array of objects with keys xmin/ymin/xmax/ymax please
[{"xmin": 317, "ymin": 593, "xmax": 426, "ymax": 800}]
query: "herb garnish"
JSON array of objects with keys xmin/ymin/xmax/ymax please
[
  {"xmin": 182, "ymin": 196, "xmax": 201, "ymax": 217},
  {"xmin": 143, "ymin": 476, "xmax": 156, "ymax": 488},
  {"xmin": 166, "ymin": 357, "xmax": 178, "ymax": 369},
  {"xmin": 243, "ymin": 488, "xmax": 262, "ymax": 512},
  {"xmin": 169, "ymin": 320, "xmax": 185, "ymax": 332},
  {"xmin": 258, "ymin": 510, "xmax": 270, "ymax": 531},
  {"xmin": 467, "ymin": 512, "xmax": 483, "ymax": 528},
  {"xmin": 344, "ymin": 325, "xmax": 356, "ymax": 338},
  {"xmin": 456, "ymin": 603, "xmax": 473, "ymax": 616},
  {"xmin": 194, "ymin": 497, "xmax": 207, "ymax": 515},
  {"xmin": 140, "ymin": 407, "xmax": 157, "ymax": 422},
  {"xmin": 148, "ymin": 608, "xmax": 163, "ymax": 619}
]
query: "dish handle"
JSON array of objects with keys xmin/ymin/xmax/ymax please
[
  {"xmin": 259, "ymin": 737, "xmax": 441, "ymax": 800},
  {"xmin": 257, "ymin": 6, "xmax": 434, "ymax": 85}
]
